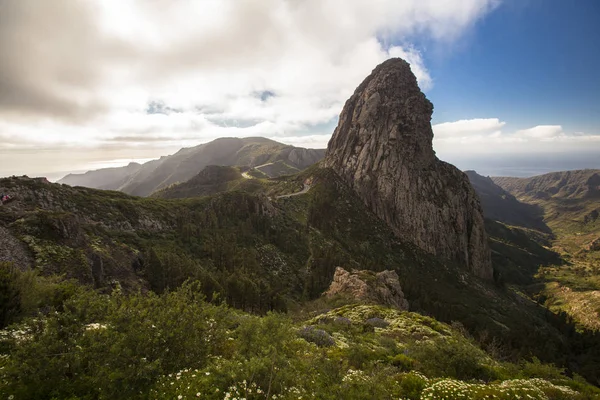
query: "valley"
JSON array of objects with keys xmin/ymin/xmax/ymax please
[{"xmin": 488, "ymin": 170, "xmax": 600, "ymax": 331}]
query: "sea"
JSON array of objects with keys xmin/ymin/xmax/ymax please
[{"xmin": 440, "ymin": 152, "xmax": 600, "ymax": 178}]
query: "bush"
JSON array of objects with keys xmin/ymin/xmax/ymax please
[
  {"xmin": 298, "ymin": 326, "xmax": 335, "ymax": 347},
  {"xmin": 0, "ymin": 263, "xmax": 81, "ymax": 328},
  {"xmin": 521, "ymin": 357, "xmax": 566, "ymax": 380},
  {"xmin": 0, "ymin": 263, "xmax": 20, "ymax": 328},
  {"xmin": 422, "ymin": 379, "xmax": 547, "ymax": 399},
  {"xmin": 365, "ymin": 317, "xmax": 390, "ymax": 328},
  {"xmin": 0, "ymin": 282, "xmax": 234, "ymax": 400},
  {"xmin": 389, "ymin": 353, "xmax": 416, "ymax": 371},
  {"xmin": 410, "ymin": 337, "xmax": 497, "ymax": 381},
  {"xmin": 398, "ymin": 371, "xmax": 429, "ymax": 400}
]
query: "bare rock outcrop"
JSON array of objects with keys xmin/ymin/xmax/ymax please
[
  {"xmin": 324, "ymin": 58, "xmax": 492, "ymax": 279},
  {"xmin": 0, "ymin": 226, "xmax": 33, "ymax": 270},
  {"xmin": 324, "ymin": 267, "xmax": 409, "ymax": 310}
]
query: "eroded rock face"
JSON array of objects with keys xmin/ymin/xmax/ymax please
[
  {"xmin": 324, "ymin": 58, "xmax": 492, "ymax": 279},
  {"xmin": 324, "ymin": 267, "xmax": 409, "ymax": 310},
  {"xmin": 0, "ymin": 226, "xmax": 33, "ymax": 270}
]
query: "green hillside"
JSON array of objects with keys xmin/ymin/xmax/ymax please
[
  {"xmin": 150, "ymin": 166, "xmax": 269, "ymax": 199},
  {"xmin": 2, "ymin": 171, "xmax": 600, "ymax": 397},
  {"xmin": 491, "ymin": 170, "xmax": 600, "ymax": 331}
]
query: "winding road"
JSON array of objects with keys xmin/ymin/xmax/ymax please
[
  {"xmin": 241, "ymin": 167, "xmax": 311, "ymax": 198},
  {"xmin": 276, "ymin": 183, "xmax": 311, "ymax": 199}
]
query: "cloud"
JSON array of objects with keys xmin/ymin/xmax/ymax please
[
  {"xmin": 433, "ymin": 119, "xmax": 600, "ymax": 155},
  {"xmin": 514, "ymin": 125, "xmax": 563, "ymax": 140},
  {"xmin": 433, "ymin": 118, "xmax": 505, "ymax": 138},
  {"xmin": 0, "ymin": 0, "xmax": 499, "ymax": 176},
  {"xmin": 0, "ymin": 0, "xmax": 131, "ymax": 121}
]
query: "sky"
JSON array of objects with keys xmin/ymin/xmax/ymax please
[{"xmin": 0, "ymin": 0, "xmax": 599, "ymax": 179}]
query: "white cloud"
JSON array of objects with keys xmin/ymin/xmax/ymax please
[
  {"xmin": 514, "ymin": 125, "xmax": 563, "ymax": 140},
  {"xmin": 433, "ymin": 118, "xmax": 505, "ymax": 138},
  {"xmin": 433, "ymin": 120, "xmax": 600, "ymax": 156},
  {"xmin": 275, "ymin": 134, "xmax": 333, "ymax": 149},
  {"xmin": 388, "ymin": 46, "xmax": 433, "ymax": 90}
]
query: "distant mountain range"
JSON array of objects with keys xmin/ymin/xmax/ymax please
[
  {"xmin": 58, "ymin": 137, "xmax": 325, "ymax": 197},
  {"xmin": 493, "ymin": 169, "xmax": 600, "ymax": 200}
]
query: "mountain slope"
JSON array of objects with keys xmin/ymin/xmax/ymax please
[
  {"xmin": 493, "ymin": 170, "xmax": 600, "ymax": 255},
  {"xmin": 466, "ymin": 170, "xmax": 550, "ymax": 233},
  {"xmin": 491, "ymin": 170, "xmax": 600, "ymax": 332},
  {"xmin": 493, "ymin": 169, "xmax": 600, "ymax": 201},
  {"xmin": 59, "ymin": 162, "xmax": 142, "ymax": 190},
  {"xmin": 58, "ymin": 137, "xmax": 325, "ymax": 197},
  {"xmin": 150, "ymin": 165, "xmax": 267, "ymax": 199}
]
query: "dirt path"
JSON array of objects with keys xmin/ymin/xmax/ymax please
[
  {"xmin": 276, "ymin": 183, "xmax": 311, "ymax": 199},
  {"xmin": 254, "ymin": 162, "xmax": 274, "ymax": 169}
]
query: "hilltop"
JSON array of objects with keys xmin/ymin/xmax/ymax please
[{"xmin": 58, "ymin": 137, "xmax": 325, "ymax": 197}]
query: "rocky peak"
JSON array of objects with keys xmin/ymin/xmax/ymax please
[
  {"xmin": 324, "ymin": 58, "xmax": 492, "ymax": 279},
  {"xmin": 324, "ymin": 267, "xmax": 409, "ymax": 310}
]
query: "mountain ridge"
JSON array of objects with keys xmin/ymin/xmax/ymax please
[
  {"xmin": 492, "ymin": 169, "xmax": 600, "ymax": 199},
  {"xmin": 58, "ymin": 137, "xmax": 325, "ymax": 197}
]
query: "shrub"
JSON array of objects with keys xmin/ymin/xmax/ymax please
[
  {"xmin": 298, "ymin": 326, "xmax": 335, "ymax": 347},
  {"xmin": 410, "ymin": 337, "xmax": 497, "ymax": 381},
  {"xmin": 398, "ymin": 371, "xmax": 429, "ymax": 400},
  {"xmin": 419, "ymin": 378, "xmax": 582, "ymax": 400},
  {"xmin": 334, "ymin": 316, "xmax": 352, "ymax": 326},
  {"xmin": 0, "ymin": 283, "xmax": 234, "ymax": 399},
  {"xmin": 521, "ymin": 357, "xmax": 566, "ymax": 380},
  {"xmin": 389, "ymin": 353, "xmax": 416, "ymax": 371},
  {"xmin": 365, "ymin": 317, "xmax": 390, "ymax": 328}
]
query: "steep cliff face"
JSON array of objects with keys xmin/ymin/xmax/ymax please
[{"xmin": 324, "ymin": 58, "xmax": 492, "ymax": 279}]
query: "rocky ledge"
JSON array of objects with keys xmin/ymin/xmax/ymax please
[{"xmin": 324, "ymin": 267, "xmax": 409, "ymax": 310}]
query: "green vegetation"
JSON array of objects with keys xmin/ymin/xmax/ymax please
[
  {"xmin": 151, "ymin": 166, "xmax": 271, "ymax": 199},
  {"xmin": 491, "ymin": 170, "xmax": 600, "ymax": 332},
  {"xmin": 1, "ymin": 278, "xmax": 598, "ymax": 400},
  {"xmin": 2, "ymin": 170, "xmax": 600, "ymax": 393}
]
